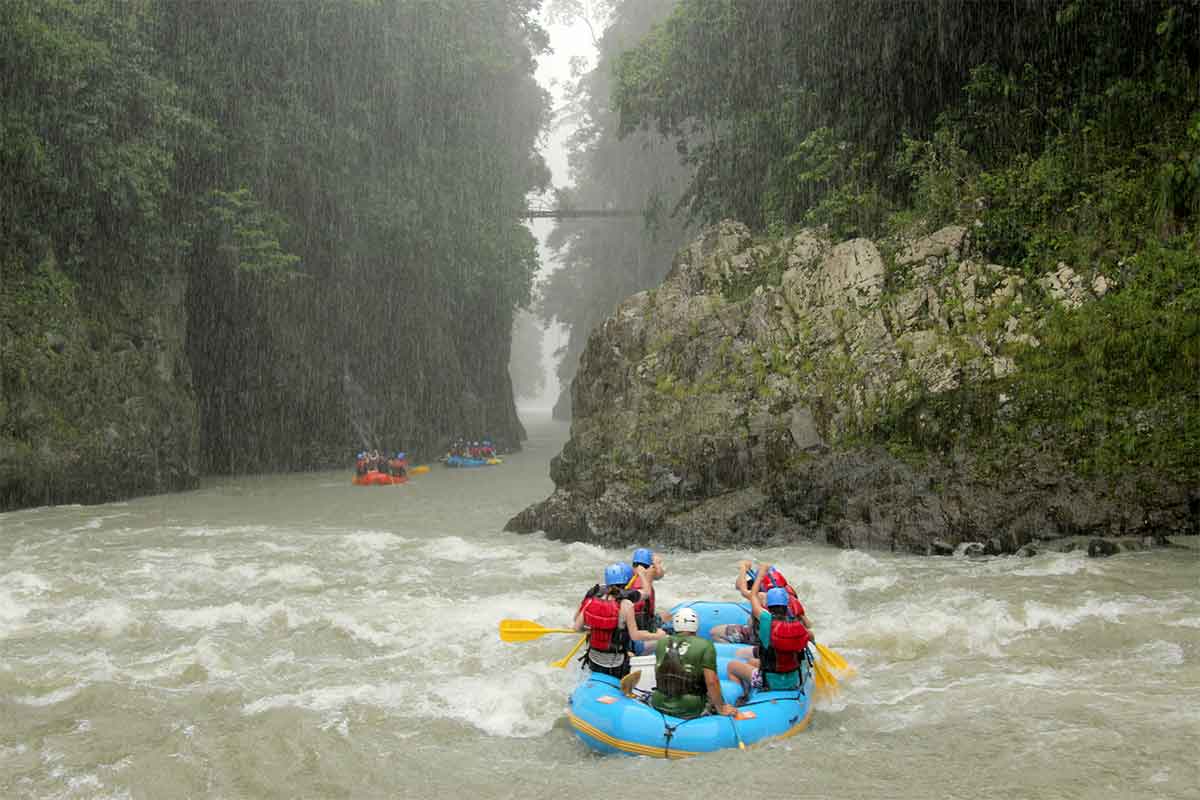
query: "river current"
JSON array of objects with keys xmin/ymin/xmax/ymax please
[{"xmin": 1, "ymin": 412, "xmax": 1197, "ymax": 799}]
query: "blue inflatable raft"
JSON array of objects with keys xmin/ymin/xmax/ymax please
[
  {"xmin": 566, "ymin": 601, "xmax": 815, "ymax": 758},
  {"xmin": 444, "ymin": 455, "xmax": 501, "ymax": 468}
]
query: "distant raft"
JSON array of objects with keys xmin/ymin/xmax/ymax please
[
  {"xmin": 444, "ymin": 455, "xmax": 502, "ymax": 468},
  {"xmin": 566, "ymin": 600, "xmax": 815, "ymax": 758},
  {"xmin": 352, "ymin": 470, "xmax": 408, "ymax": 486}
]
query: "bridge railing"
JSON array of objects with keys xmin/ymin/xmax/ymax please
[{"xmin": 522, "ymin": 208, "xmax": 641, "ymax": 219}]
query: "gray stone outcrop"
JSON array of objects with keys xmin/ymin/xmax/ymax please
[{"xmin": 507, "ymin": 222, "xmax": 1194, "ymax": 556}]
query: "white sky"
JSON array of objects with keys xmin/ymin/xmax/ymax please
[{"xmin": 534, "ymin": 13, "xmax": 598, "ymax": 188}]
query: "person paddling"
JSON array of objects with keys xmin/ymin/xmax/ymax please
[
  {"xmin": 727, "ymin": 564, "xmax": 812, "ymax": 702},
  {"xmin": 713, "ymin": 560, "xmax": 812, "ymax": 643},
  {"xmin": 650, "ymin": 607, "xmax": 735, "ymax": 719},
  {"xmin": 574, "ymin": 563, "xmax": 667, "ymax": 678},
  {"xmin": 627, "ymin": 548, "xmax": 672, "ymax": 647}
]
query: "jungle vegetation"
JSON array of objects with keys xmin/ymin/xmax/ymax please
[
  {"xmin": 1, "ymin": 0, "xmax": 549, "ymax": 506},
  {"xmin": 609, "ymin": 0, "xmax": 1199, "ymax": 479}
]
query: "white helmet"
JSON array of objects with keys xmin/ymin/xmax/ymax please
[{"xmin": 672, "ymin": 607, "xmax": 700, "ymax": 634}]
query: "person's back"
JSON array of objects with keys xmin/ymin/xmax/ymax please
[
  {"xmin": 755, "ymin": 586, "xmax": 810, "ymax": 691},
  {"xmin": 650, "ymin": 633, "xmax": 715, "ymax": 718},
  {"xmin": 575, "ymin": 563, "xmax": 638, "ymax": 677}
]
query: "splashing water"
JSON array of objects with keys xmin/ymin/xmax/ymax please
[{"xmin": 1, "ymin": 412, "xmax": 1196, "ymax": 799}]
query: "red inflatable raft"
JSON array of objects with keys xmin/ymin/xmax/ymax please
[{"xmin": 352, "ymin": 470, "xmax": 408, "ymax": 486}]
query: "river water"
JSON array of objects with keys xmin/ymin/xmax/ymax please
[{"xmin": 1, "ymin": 412, "xmax": 1197, "ymax": 800}]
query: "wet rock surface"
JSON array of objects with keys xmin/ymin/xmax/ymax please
[{"xmin": 507, "ymin": 222, "xmax": 1197, "ymax": 556}]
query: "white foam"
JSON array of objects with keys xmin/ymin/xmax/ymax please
[
  {"xmin": 433, "ymin": 672, "xmax": 558, "ymax": 737},
  {"xmin": 0, "ymin": 571, "xmax": 51, "ymax": 595},
  {"xmin": 243, "ymin": 681, "xmax": 407, "ymax": 716},
  {"xmin": 13, "ymin": 684, "xmax": 83, "ymax": 707},
  {"xmin": 1022, "ymin": 597, "xmax": 1136, "ymax": 631},
  {"xmin": 423, "ymin": 536, "xmax": 520, "ymax": 562},
  {"xmin": 184, "ymin": 552, "xmax": 218, "ymax": 569},
  {"xmin": 853, "ymin": 575, "xmax": 898, "ymax": 592},
  {"xmin": 77, "ymin": 601, "xmax": 137, "ymax": 638},
  {"xmin": 850, "ymin": 594, "xmax": 1024, "ymax": 657},
  {"xmin": 834, "ymin": 549, "xmax": 885, "ymax": 572},
  {"xmin": 1012, "ymin": 550, "xmax": 1091, "ymax": 577},
  {"xmin": 1132, "ymin": 639, "xmax": 1184, "ymax": 667},
  {"xmin": 563, "ymin": 541, "xmax": 607, "ymax": 559},
  {"xmin": 343, "ymin": 531, "xmax": 408, "ymax": 553},
  {"xmin": 260, "ymin": 564, "xmax": 324, "ymax": 589},
  {"xmin": 327, "ymin": 612, "xmax": 400, "ymax": 648},
  {"xmin": 0, "ymin": 589, "xmax": 32, "ymax": 625},
  {"xmin": 159, "ymin": 601, "xmax": 293, "ymax": 631},
  {"xmin": 513, "ymin": 555, "xmax": 561, "ymax": 578}
]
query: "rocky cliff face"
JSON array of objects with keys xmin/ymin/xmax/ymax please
[
  {"xmin": 507, "ymin": 221, "xmax": 1196, "ymax": 555},
  {"xmin": 1, "ymin": 252, "xmax": 199, "ymax": 508},
  {"xmin": 1, "ymin": 250, "xmax": 525, "ymax": 511}
]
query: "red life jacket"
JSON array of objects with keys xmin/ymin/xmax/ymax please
[
  {"xmin": 628, "ymin": 575, "xmax": 656, "ymax": 631},
  {"xmin": 760, "ymin": 568, "xmax": 787, "ymax": 590},
  {"xmin": 582, "ymin": 596, "xmax": 627, "ymax": 653},
  {"xmin": 759, "ymin": 614, "xmax": 811, "ymax": 675},
  {"xmin": 760, "ymin": 570, "xmax": 806, "ymax": 618},
  {"xmin": 787, "ymin": 590, "xmax": 805, "ymax": 619}
]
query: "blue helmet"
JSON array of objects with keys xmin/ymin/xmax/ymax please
[
  {"xmin": 604, "ymin": 562, "xmax": 634, "ymax": 588},
  {"xmin": 765, "ymin": 587, "xmax": 790, "ymax": 609},
  {"xmin": 631, "ymin": 548, "xmax": 654, "ymax": 567}
]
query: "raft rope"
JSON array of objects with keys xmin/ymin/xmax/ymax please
[{"xmin": 588, "ymin": 655, "xmax": 813, "ymax": 757}]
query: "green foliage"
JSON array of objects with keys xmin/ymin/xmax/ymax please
[
  {"xmin": 1009, "ymin": 239, "xmax": 1200, "ymax": 475},
  {"xmin": 2, "ymin": 0, "xmax": 554, "ymax": 488},
  {"xmin": 608, "ymin": 0, "xmax": 1198, "ymax": 482},
  {"xmin": 203, "ymin": 188, "xmax": 299, "ymax": 278}
]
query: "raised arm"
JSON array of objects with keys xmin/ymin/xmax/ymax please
[
  {"xmin": 621, "ymin": 599, "xmax": 666, "ymax": 643},
  {"xmin": 634, "ymin": 563, "xmax": 655, "ymax": 597},
  {"xmin": 735, "ymin": 559, "xmax": 754, "ymax": 599},
  {"xmin": 749, "ymin": 563, "xmax": 768, "ymax": 617}
]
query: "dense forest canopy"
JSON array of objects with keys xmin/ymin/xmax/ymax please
[{"xmin": 1, "ymin": 0, "xmax": 551, "ymax": 506}]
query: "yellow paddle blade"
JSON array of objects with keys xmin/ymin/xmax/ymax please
[
  {"xmin": 814, "ymin": 642, "xmax": 851, "ymax": 673},
  {"xmin": 498, "ymin": 619, "xmax": 578, "ymax": 642},
  {"xmin": 409, "ymin": 465, "xmax": 430, "ymax": 475},
  {"xmin": 812, "ymin": 657, "xmax": 840, "ymax": 698},
  {"xmin": 551, "ymin": 633, "xmax": 588, "ymax": 668}
]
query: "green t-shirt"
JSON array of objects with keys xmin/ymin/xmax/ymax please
[
  {"xmin": 757, "ymin": 609, "xmax": 800, "ymax": 691},
  {"xmin": 650, "ymin": 634, "xmax": 717, "ymax": 719}
]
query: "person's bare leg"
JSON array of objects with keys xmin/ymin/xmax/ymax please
[{"xmin": 727, "ymin": 659, "xmax": 755, "ymax": 696}]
